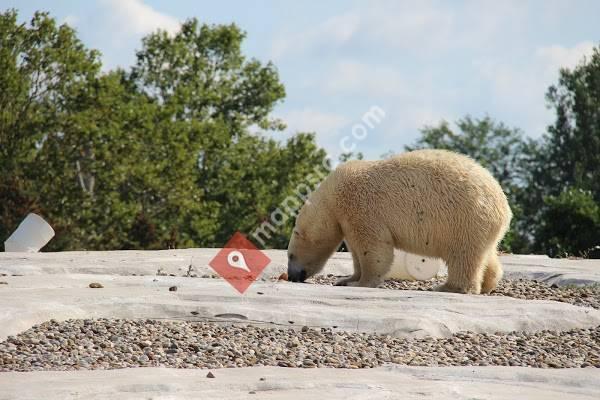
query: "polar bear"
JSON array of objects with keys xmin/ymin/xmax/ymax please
[{"xmin": 287, "ymin": 149, "xmax": 512, "ymax": 294}]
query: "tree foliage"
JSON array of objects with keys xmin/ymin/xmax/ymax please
[
  {"xmin": 529, "ymin": 46, "xmax": 600, "ymax": 256},
  {"xmin": 536, "ymin": 188, "xmax": 600, "ymax": 257},
  {"xmin": 0, "ymin": 10, "xmax": 100, "ymax": 244},
  {"xmin": 542, "ymin": 47, "xmax": 600, "ymax": 199},
  {"xmin": 0, "ymin": 10, "xmax": 326, "ymax": 250}
]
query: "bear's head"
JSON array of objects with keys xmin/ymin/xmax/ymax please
[{"xmin": 287, "ymin": 198, "xmax": 342, "ymax": 282}]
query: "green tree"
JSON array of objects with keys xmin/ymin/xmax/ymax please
[
  {"xmin": 529, "ymin": 44, "xmax": 600, "ymax": 256},
  {"xmin": 1, "ymin": 11, "xmax": 329, "ymax": 251},
  {"xmin": 128, "ymin": 18, "xmax": 317, "ymax": 249},
  {"xmin": 206, "ymin": 132, "xmax": 328, "ymax": 248},
  {"xmin": 36, "ymin": 71, "xmax": 159, "ymax": 250},
  {"xmin": 0, "ymin": 10, "xmax": 100, "ymax": 244},
  {"xmin": 406, "ymin": 116, "xmax": 533, "ymax": 252},
  {"xmin": 536, "ymin": 188, "xmax": 600, "ymax": 257},
  {"xmin": 541, "ymin": 46, "xmax": 600, "ymax": 200},
  {"xmin": 130, "ymin": 20, "xmax": 285, "ymax": 132}
]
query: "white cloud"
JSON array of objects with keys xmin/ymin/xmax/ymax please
[
  {"xmin": 274, "ymin": 2, "xmax": 597, "ymax": 149},
  {"xmin": 472, "ymin": 41, "xmax": 596, "ymax": 136},
  {"xmin": 378, "ymin": 105, "xmax": 451, "ymax": 144},
  {"xmin": 478, "ymin": 41, "xmax": 596, "ymax": 101},
  {"xmin": 360, "ymin": 1, "xmax": 455, "ymax": 51},
  {"xmin": 324, "ymin": 61, "xmax": 407, "ymax": 97},
  {"xmin": 536, "ymin": 41, "xmax": 596, "ymax": 73},
  {"xmin": 279, "ymin": 108, "xmax": 349, "ymax": 135},
  {"xmin": 272, "ymin": 1, "xmax": 521, "ymax": 60},
  {"xmin": 271, "ymin": 12, "xmax": 360, "ymax": 60},
  {"xmin": 271, "ymin": 2, "xmax": 453, "ymax": 60},
  {"xmin": 101, "ymin": 0, "xmax": 180, "ymax": 37},
  {"xmin": 62, "ymin": 15, "xmax": 79, "ymax": 27}
]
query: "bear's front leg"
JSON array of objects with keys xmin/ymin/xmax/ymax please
[
  {"xmin": 335, "ymin": 249, "xmax": 361, "ymax": 286},
  {"xmin": 345, "ymin": 239, "xmax": 394, "ymax": 288}
]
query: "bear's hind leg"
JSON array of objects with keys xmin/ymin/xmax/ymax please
[
  {"xmin": 346, "ymin": 240, "xmax": 394, "ymax": 288},
  {"xmin": 436, "ymin": 251, "xmax": 485, "ymax": 294},
  {"xmin": 481, "ymin": 250, "xmax": 503, "ymax": 294},
  {"xmin": 335, "ymin": 247, "xmax": 362, "ymax": 286}
]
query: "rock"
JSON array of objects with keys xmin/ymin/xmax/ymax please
[
  {"xmin": 168, "ymin": 286, "xmax": 177, "ymax": 292},
  {"xmin": 88, "ymin": 283, "xmax": 103, "ymax": 289},
  {"xmin": 206, "ymin": 371, "xmax": 215, "ymax": 378},
  {"xmin": 3, "ymin": 365, "xmax": 600, "ymax": 399}
]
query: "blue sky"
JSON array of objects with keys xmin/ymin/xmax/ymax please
[{"xmin": 3, "ymin": 0, "xmax": 600, "ymax": 159}]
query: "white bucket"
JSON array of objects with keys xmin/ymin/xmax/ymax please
[
  {"xmin": 386, "ymin": 250, "xmax": 442, "ymax": 280},
  {"xmin": 4, "ymin": 213, "xmax": 55, "ymax": 252}
]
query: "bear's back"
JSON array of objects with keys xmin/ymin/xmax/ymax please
[
  {"xmin": 334, "ymin": 149, "xmax": 503, "ymax": 197},
  {"xmin": 331, "ymin": 149, "xmax": 511, "ymax": 254},
  {"xmin": 382, "ymin": 149, "xmax": 505, "ymax": 200}
]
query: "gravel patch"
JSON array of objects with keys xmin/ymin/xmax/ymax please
[
  {"xmin": 1, "ymin": 318, "xmax": 599, "ymax": 372},
  {"xmin": 309, "ymin": 276, "xmax": 600, "ymax": 310}
]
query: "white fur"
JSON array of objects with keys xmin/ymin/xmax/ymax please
[{"xmin": 287, "ymin": 149, "xmax": 512, "ymax": 294}]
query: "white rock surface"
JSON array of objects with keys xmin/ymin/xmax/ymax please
[
  {"xmin": 2, "ymin": 271, "xmax": 600, "ymax": 342},
  {"xmin": 1, "ymin": 366, "xmax": 599, "ymax": 400},
  {"xmin": 501, "ymin": 254, "xmax": 600, "ymax": 286},
  {"xmin": 1, "ymin": 250, "xmax": 599, "ymax": 286},
  {"xmin": 1, "ymin": 249, "xmax": 600, "ymax": 399}
]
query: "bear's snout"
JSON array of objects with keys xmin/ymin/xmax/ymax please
[{"xmin": 287, "ymin": 262, "xmax": 307, "ymax": 283}]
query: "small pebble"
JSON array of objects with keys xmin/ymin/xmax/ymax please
[
  {"xmin": 206, "ymin": 371, "xmax": 215, "ymax": 378},
  {"xmin": 169, "ymin": 286, "xmax": 178, "ymax": 292},
  {"xmin": 88, "ymin": 283, "xmax": 103, "ymax": 289},
  {"xmin": 309, "ymin": 276, "xmax": 600, "ymax": 310}
]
